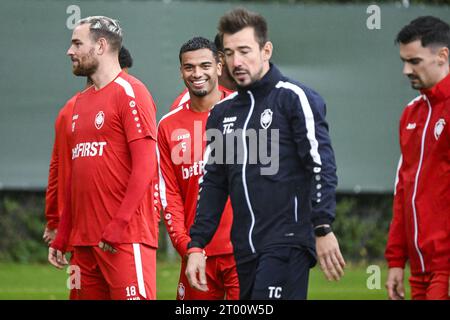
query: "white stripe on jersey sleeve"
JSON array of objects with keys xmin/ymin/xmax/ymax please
[
  {"xmin": 275, "ymin": 81, "xmax": 322, "ymax": 166},
  {"xmin": 394, "ymin": 155, "xmax": 403, "ymax": 195},
  {"xmin": 114, "ymin": 77, "xmax": 136, "ymax": 98},
  {"xmin": 155, "ymin": 145, "xmax": 168, "ymax": 209},
  {"xmin": 407, "ymin": 95, "xmax": 424, "ymax": 107},
  {"xmin": 158, "ymin": 105, "xmax": 184, "ymax": 125},
  {"xmin": 177, "ymin": 91, "xmax": 190, "ymax": 106}
]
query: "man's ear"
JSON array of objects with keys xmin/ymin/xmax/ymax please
[
  {"xmin": 97, "ymin": 37, "xmax": 107, "ymax": 55},
  {"xmin": 217, "ymin": 59, "xmax": 223, "ymax": 77},
  {"xmin": 437, "ymin": 46, "xmax": 449, "ymax": 66},
  {"xmin": 262, "ymin": 41, "xmax": 273, "ymax": 62}
]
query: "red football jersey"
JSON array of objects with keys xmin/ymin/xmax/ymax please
[
  {"xmin": 69, "ymin": 71, "xmax": 158, "ymax": 247},
  {"xmin": 169, "ymin": 86, "xmax": 231, "ymax": 111},
  {"xmin": 169, "ymin": 88, "xmax": 190, "ymax": 111},
  {"xmin": 45, "ymin": 93, "xmax": 78, "ymax": 230},
  {"xmin": 158, "ymin": 88, "xmax": 234, "ymax": 257}
]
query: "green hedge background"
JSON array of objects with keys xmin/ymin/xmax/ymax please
[{"xmin": 0, "ymin": 192, "xmax": 393, "ymax": 264}]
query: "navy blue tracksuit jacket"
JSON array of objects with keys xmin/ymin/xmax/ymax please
[{"xmin": 188, "ymin": 64, "xmax": 338, "ymax": 262}]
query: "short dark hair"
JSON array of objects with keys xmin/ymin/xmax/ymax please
[
  {"xmin": 119, "ymin": 46, "xmax": 133, "ymax": 69},
  {"xmin": 179, "ymin": 36, "xmax": 220, "ymax": 63},
  {"xmin": 396, "ymin": 16, "xmax": 450, "ymax": 49},
  {"xmin": 218, "ymin": 8, "xmax": 268, "ymax": 49},
  {"xmin": 214, "ymin": 33, "xmax": 223, "ymax": 52},
  {"xmin": 78, "ymin": 16, "xmax": 123, "ymax": 52}
]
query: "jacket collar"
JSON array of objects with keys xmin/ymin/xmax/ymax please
[
  {"xmin": 421, "ymin": 72, "xmax": 450, "ymax": 103},
  {"xmin": 237, "ymin": 63, "xmax": 282, "ymax": 97}
]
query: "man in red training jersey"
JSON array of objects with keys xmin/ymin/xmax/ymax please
[
  {"xmin": 43, "ymin": 45, "xmax": 134, "ymax": 245},
  {"xmin": 48, "ymin": 16, "xmax": 158, "ymax": 300},
  {"xmin": 43, "ymin": 46, "xmax": 136, "ymax": 300},
  {"xmin": 385, "ymin": 16, "xmax": 450, "ymax": 300},
  {"xmin": 168, "ymin": 33, "xmax": 237, "ymax": 111},
  {"xmin": 158, "ymin": 37, "xmax": 239, "ymax": 299}
]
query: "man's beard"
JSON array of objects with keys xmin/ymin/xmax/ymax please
[
  {"xmin": 186, "ymin": 77, "xmax": 214, "ymax": 97},
  {"xmin": 72, "ymin": 50, "xmax": 98, "ymax": 77},
  {"xmin": 408, "ymin": 75, "xmax": 424, "ymax": 90},
  {"xmin": 191, "ymin": 89, "xmax": 208, "ymax": 97}
]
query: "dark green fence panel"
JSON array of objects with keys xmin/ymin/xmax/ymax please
[{"xmin": 0, "ymin": 0, "xmax": 448, "ymax": 191}]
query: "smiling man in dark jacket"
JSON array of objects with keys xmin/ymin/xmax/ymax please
[{"xmin": 185, "ymin": 8, "xmax": 345, "ymax": 300}]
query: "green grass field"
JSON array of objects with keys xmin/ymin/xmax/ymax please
[{"xmin": 0, "ymin": 260, "xmax": 410, "ymax": 300}]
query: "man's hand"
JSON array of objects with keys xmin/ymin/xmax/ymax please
[
  {"xmin": 98, "ymin": 241, "xmax": 117, "ymax": 254},
  {"xmin": 386, "ymin": 267, "xmax": 405, "ymax": 300},
  {"xmin": 43, "ymin": 227, "xmax": 57, "ymax": 245},
  {"xmin": 48, "ymin": 247, "xmax": 68, "ymax": 269},
  {"xmin": 185, "ymin": 252, "xmax": 208, "ymax": 292},
  {"xmin": 316, "ymin": 232, "xmax": 346, "ymax": 281}
]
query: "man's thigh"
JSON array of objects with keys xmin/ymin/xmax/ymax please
[
  {"xmin": 234, "ymin": 255, "xmax": 258, "ymax": 300},
  {"xmin": 218, "ymin": 254, "xmax": 240, "ymax": 300},
  {"xmin": 94, "ymin": 243, "xmax": 156, "ymax": 300},
  {"xmin": 73, "ymin": 246, "xmax": 110, "ymax": 300},
  {"xmin": 427, "ymin": 271, "xmax": 450, "ymax": 300},
  {"xmin": 251, "ymin": 247, "xmax": 312, "ymax": 300},
  {"xmin": 177, "ymin": 256, "xmax": 226, "ymax": 300}
]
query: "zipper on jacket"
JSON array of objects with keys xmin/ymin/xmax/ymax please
[
  {"xmin": 411, "ymin": 95, "xmax": 430, "ymax": 273},
  {"xmin": 243, "ymin": 91, "xmax": 256, "ymax": 254},
  {"xmin": 294, "ymin": 196, "xmax": 298, "ymax": 223}
]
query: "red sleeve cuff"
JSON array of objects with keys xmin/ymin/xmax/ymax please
[
  {"xmin": 387, "ymin": 259, "xmax": 407, "ymax": 269},
  {"xmin": 51, "ymin": 234, "xmax": 68, "ymax": 253},
  {"xmin": 46, "ymin": 220, "xmax": 59, "ymax": 230},
  {"xmin": 186, "ymin": 247, "xmax": 205, "ymax": 255}
]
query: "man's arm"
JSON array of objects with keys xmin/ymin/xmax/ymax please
[
  {"xmin": 48, "ymin": 177, "xmax": 72, "ymax": 269},
  {"xmin": 99, "ymin": 81, "xmax": 158, "ymax": 251},
  {"xmin": 185, "ymin": 111, "xmax": 229, "ymax": 291},
  {"xmin": 287, "ymin": 86, "xmax": 345, "ymax": 281},
  {"xmin": 157, "ymin": 124, "xmax": 191, "ymax": 257},
  {"xmin": 385, "ymin": 152, "xmax": 408, "ymax": 300},
  {"xmin": 100, "ymin": 137, "xmax": 156, "ymax": 251},
  {"xmin": 43, "ymin": 120, "xmax": 61, "ymax": 244},
  {"xmin": 187, "ymin": 112, "xmax": 229, "ymax": 250}
]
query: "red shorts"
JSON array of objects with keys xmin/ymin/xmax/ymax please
[
  {"xmin": 68, "ymin": 251, "xmax": 78, "ymax": 300},
  {"xmin": 177, "ymin": 253, "xmax": 239, "ymax": 300},
  {"xmin": 409, "ymin": 271, "xmax": 449, "ymax": 300},
  {"xmin": 69, "ymin": 244, "xmax": 156, "ymax": 300}
]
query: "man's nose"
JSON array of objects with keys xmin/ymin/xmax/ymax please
[
  {"xmin": 192, "ymin": 67, "xmax": 202, "ymax": 78},
  {"xmin": 232, "ymin": 55, "xmax": 242, "ymax": 68},
  {"xmin": 67, "ymin": 45, "xmax": 75, "ymax": 57},
  {"xmin": 402, "ymin": 63, "xmax": 412, "ymax": 76}
]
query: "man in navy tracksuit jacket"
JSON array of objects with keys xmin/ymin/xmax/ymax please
[{"xmin": 185, "ymin": 8, "xmax": 345, "ymax": 299}]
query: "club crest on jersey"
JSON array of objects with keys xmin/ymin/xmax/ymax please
[
  {"xmin": 178, "ymin": 282, "xmax": 185, "ymax": 300},
  {"xmin": 434, "ymin": 118, "xmax": 446, "ymax": 140},
  {"xmin": 95, "ymin": 111, "xmax": 105, "ymax": 130},
  {"xmin": 260, "ymin": 108, "xmax": 273, "ymax": 129}
]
